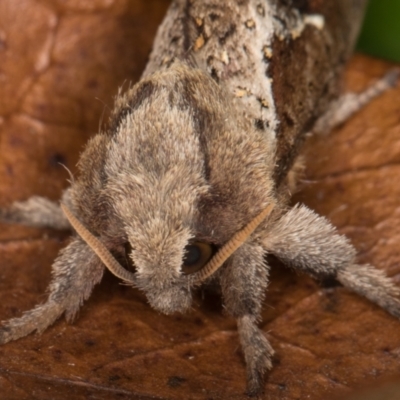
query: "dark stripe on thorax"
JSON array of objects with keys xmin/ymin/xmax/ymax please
[{"xmin": 108, "ymin": 80, "xmax": 157, "ymax": 135}]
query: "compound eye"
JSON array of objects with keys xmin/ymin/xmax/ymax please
[{"xmin": 182, "ymin": 242, "xmax": 214, "ymax": 275}]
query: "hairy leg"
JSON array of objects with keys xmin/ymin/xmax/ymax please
[
  {"xmin": 237, "ymin": 315, "xmax": 274, "ymax": 397},
  {"xmin": 0, "ymin": 196, "xmax": 70, "ymax": 230},
  {"xmin": 0, "ymin": 238, "xmax": 104, "ymax": 343},
  {"xmin": 260, "ymin": 204, "xmax": 400, "ymax": 317},
  {"xmin": 286, "ymin": 155, "xmax": 305, "ymax": 194},
  {"xmin": 338, "ymin": 264, "xmax": 400, "ymax": 318},
  {"xmin": 220, "ymin": 242, "xmax": 273, "ymax": 396},
  {"xmin": 313, "ymin": 69, "xmax": 398, "ymax": 135}
]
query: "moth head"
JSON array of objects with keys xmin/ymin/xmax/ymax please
[
  {"xmin": 62, "ymin": 201, "xmax": 274, "ymax": 314},
  {"xmin": 68, "ymin": 61, "xmax": 276, "ymax": 314}
]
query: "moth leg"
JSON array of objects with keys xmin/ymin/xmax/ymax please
[
  {"xmin": 0, "ymin": 238, "xmax": 104, "ymax": 344},
  {"xmin": 221, "ymin": 242, "xmax": 273, "ymax": 396},
  {"xmin": 313, "ymin": 69, "xmax": 398, "ymax": 134},
  {"xmin": 286, "ymin": 155, "xmax": 305, "ymax": 194},
  {"xmin": 237, "ymin": 315, "xmax": 274, "ymax": 397},
  {"xmin": 337, "ymin": 264, "xmax": 400, "ymax": 318},
  {"xmin": 0, "ymin": 195, "xmax": 70, "ymax": 230},
  {"xmin": 261, "ymin": 204, "xmax": 400, "ymax": 318}
]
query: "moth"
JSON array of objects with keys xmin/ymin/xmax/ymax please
[{"xmin": 0, "ymin": 0, "xmax": 399, "ymax": 396}]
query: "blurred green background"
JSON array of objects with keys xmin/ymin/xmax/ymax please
[{"xmin": 357, "ymin": 0, "xmax": 400, "ymax": 62}]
